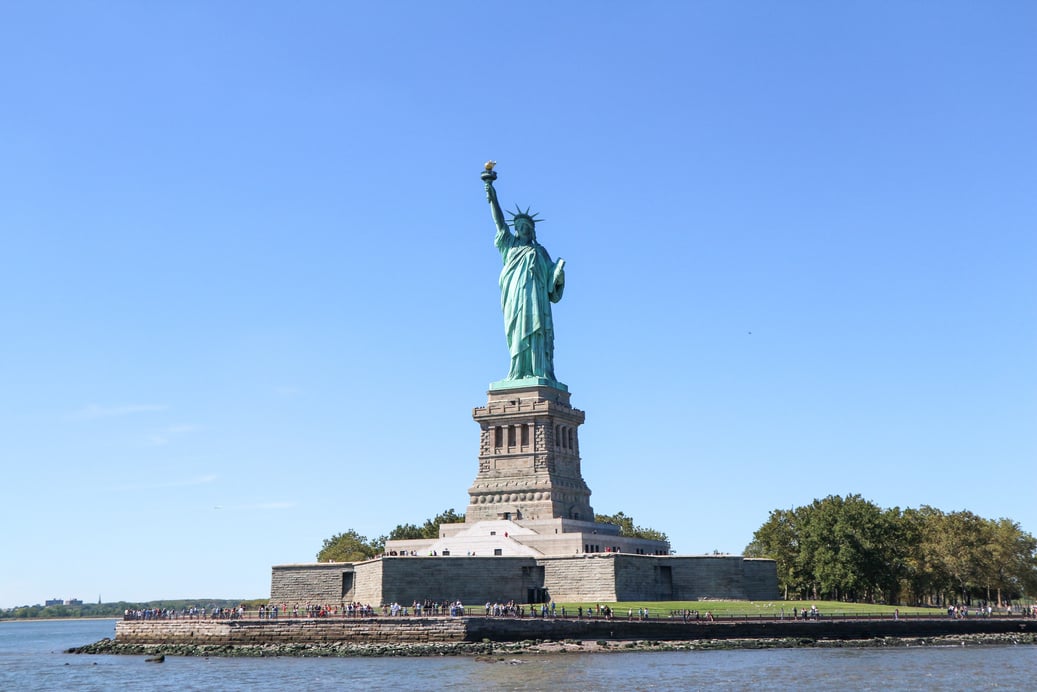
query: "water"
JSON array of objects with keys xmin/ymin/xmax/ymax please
[{"xmin": 3, "ymin": 618, "xmax": 1037, "ymax": 691}]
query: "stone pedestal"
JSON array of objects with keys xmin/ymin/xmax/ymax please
[{"xmin": 466, "ymin": 385, "xmax": 593, "ymax": 522}]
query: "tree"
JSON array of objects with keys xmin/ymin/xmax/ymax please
[
  {"xmin": 316, "ymin": 529, "xmax": 379, "ymax": 562},
  {"xmin": 935, "ymin": 510, "xmax": 988, "ymax": 605},
  {"xmin": 420, "ymin": 509, "xmax": 465, "ymax": 539},
  {"xmin": 798, "ymin": 495, "xmax": 902, "ymax": 602},
  {"xmin": 594, "ymin": 511, "xmax": 669, "ymax": 543},
  {"xmin": 387, "ymin": 523, "xmax": 424, "ymax": 541},
  {"xmin": 320, "ymin": 509, "xmax": 467, "ymax": 562},
  {"xmin": 745, "ymin": 508, "xmax": 801, "ymax": 599},
  {"xmin": 982, "ymin": 517, "xmax": 1037, "ymax": 606},
  {"xmin": 748, "ymin": 496, "xmax": 1037, "ymax": 606},
  {"xmin": 386, "ymin": 508, "xmax": 467, "ymax": 541},
  {"xmin": 899, "ymin": 506, "xmax": 946, "ymax": 605}
]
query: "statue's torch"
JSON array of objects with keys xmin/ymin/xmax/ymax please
[{"xmin": 481, "ymin": 160, "xmax": 497, "ymax": 183}]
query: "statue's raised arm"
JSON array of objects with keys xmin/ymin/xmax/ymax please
[{"xmin": 482, "ymin": 161, "xmax": 509, "ymax": 237}]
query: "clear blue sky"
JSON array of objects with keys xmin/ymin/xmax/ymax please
[{"xmin": 1, "ymin": 2, "xmax": 1034, "ymax": 608}]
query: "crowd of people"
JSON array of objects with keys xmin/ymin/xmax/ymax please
[
  {"xmin": 123, "ymin": 606, "xmax": 244, "ymax": 620},
  {"xmin": 483, "ymin": 601, "xmax": 560, "ymax": 617},
  {"xmin": 382, "ymin": 600, "xmax": 465, "ymax": 616},
  {"xmin": 276, "ymin": 603, "xmax": 378, "ymax": 618},
  {"xmin": 480, "ymin": 601, "xmax": 641, "ymax": 619},
  {"xmin": 793, "ymin": 605, "xmax": 821, "ymax": 620},
  {"xmin": 670, "ymin": 609, "xmax": 709, "ymax": 622},
  {"xmin": 124, "ymin": 601, "xmax": 1037, "ymax": 622}
]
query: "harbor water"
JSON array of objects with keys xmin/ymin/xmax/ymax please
[{"xmin": 2, "ymin": 618, "xmax": 1036, "ymax": 691}]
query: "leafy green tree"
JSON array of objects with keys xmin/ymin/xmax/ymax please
[
  {"xmin": 981, "ymin": 517, "xmax": 1037, "ymax": 606},
  {"xmin": 749, "ymin": 496, "xmax": 1037, "ymax": 606},
  {"xmin": 797, "ymin": 495, "xmax": 902, "ymax": 602},
  {"xmin": 316, "ymin": 529, "xmax": 379, "ymax": 562},
  {"xmin": 936, "ymin": 510, "xmax": 988, "ymax": 604},
  {"xmin": 321, "ymin": 509, "xmax": 467, "ymax": 561},
  {"xmin": 387, "ymin": 523, "xmax": 424, "ymax": 541},
  {"xmin": 386, "ymin": 508, "xmax": 466, "ymax": 542},
  {"xmin": 899, "ymin": 506, "xmax": 945, "ymax": 605},
  {"xmin": 594, "ymin": 511, "xmax": 669, "ymax": 543},
  {"xmin": 420, "ymin": 509, "xmax": 465, "ymax": 539},
  {"xmin": 745, "ymin": 508, "xmax": 801, "ymax": 599},
  {"xmin": 875, "ymin": 506, "xmax": 909, "ymax": 603}
]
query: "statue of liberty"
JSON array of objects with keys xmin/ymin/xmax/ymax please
[{"xmin": 481, "ymin": 163, "xmax": 566, "ymax": 388}]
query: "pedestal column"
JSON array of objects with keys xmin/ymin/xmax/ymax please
[{"xmin": 467, "ymin": 385, "xmax": 593, "ymax": 522}]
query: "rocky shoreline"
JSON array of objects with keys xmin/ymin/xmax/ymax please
[{"xmin": 68, "ymin": 631, "xmax": 1037, "ymax": 658}]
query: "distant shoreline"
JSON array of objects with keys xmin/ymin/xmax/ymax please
[{"xmin": 0, "ymin": 617, "xmax": 117, "ymax": 623}]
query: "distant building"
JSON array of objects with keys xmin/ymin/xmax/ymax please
[{"xmin": 44, "ymin": 599, "xmax": 63, "ymax": 606}]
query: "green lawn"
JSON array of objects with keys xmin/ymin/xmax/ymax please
[{"xmin": 553, "ymin": 600, "xmax": 953, "ymax": 618}]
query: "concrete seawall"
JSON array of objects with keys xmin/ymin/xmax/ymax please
[{"xmin": 115, "ymin": 617, "xmax": 1034, "ymax": 647}]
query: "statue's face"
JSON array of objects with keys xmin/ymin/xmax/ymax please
[{"xmin": 515, "ymin": 219, "xmax": 534, "ymax": 243}]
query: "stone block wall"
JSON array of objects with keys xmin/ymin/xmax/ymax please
[
  {"xmin": 741, "ymin": 558, "xmax": 781, "ymax": 600},
  {"xmin": 116, "ymin": 618, "xmax": 466, "ymax": 645},
  {"xmin": 117, "ymin": 620, "xmax": 231, "ymax": 644},
  {"xmin": 613, "ymin": 555, "xmax": 671, "ymax": 600},
  {"xmin": 670, "ymin": 556, "xmax": 745, "ymax": 600},
  {"xmin": 353, "ymin": 560, "xmax": 384, "ymax": 604},
  {"xmin": 271, "ymin": 554, "xmax": 779, "ymax": 606},
  {"xmin": 374, "ymin": 556, "xmax": 540, "ymax": 605},
  {"xmin": 270, "ymin": 563, "xmax": 352, "ymax": 604},
  {"xmin": 662, "ymin": 555, "xmax": 778, "ymax": 601},
  {"xmin": 604, "ymin": 554, "xmax": 781, "ymax": 601},
  {"xmin": 539, "ymin": 555, "xmax": 617, "ymax": 602}
]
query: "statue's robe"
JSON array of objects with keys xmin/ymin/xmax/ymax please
[{"xmin": 495, "ymin": 227, "xmax": 564, "ymax": 382}]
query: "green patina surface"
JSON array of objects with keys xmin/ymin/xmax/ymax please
[
  {"xmin": 488, "ymin": 376, "xmax": 568, "ymax": 392},
  {"xmin": 482, "ymin": 164, "xmax": 566, "ymax": 390}
]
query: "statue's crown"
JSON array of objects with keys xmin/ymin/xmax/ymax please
[{"xmin": 506, "ymin": 206, "xmax": 543, "ymax": 227}]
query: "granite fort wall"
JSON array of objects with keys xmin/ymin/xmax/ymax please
[
  {"xmin": 741, "ymin": 558, "xmax": 781, "ymax": 600},
  {"xmin": 612, "ymin": 555, "xmax": 672, "ymax": 600},
  {"xmin": 272, "ymin": 554, "xmax": 779, "ymax": 605},
  {"xmin": 539, "ymin": 555, "xmax": 617, "ymax": 602},
  {"xmin": 668, "ymin": 556, "xmax": 745, "ymax": 600},
  {"xmin": 373, "ymin": 556, "xmax": 541, "ymax": 605},
  {"xmin": 542, "ymin": 554, "xmax": 780, "ymax": 602},
  {"xmin": 116, "ymin": 617, "xmax": 1033, "ymax": 647},
  {"xmin": 270, "ymin": 563, "xmax": 353, "ymax": 604},
  {"xmin": 274, "ymin": 558, "xmax": 542, "ymax": 606},
  {"xmin": 352, "ymin": 559, "xmax": 384, "ymax": 604}
]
